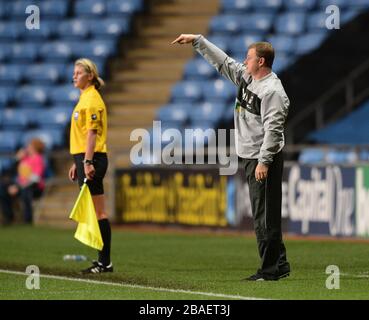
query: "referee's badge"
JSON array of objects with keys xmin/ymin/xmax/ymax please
[
  {"xmin": 91, "ymin": 114, "xmax": 97, "ymax": 120},
  {"xmin": 74, "ymin": 112, "xmax": 79, "ymax": 120}
]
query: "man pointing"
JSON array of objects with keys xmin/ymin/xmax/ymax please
[{"xmin": 172, "ymin": 34, "xmax": 291, "ymax": 281}]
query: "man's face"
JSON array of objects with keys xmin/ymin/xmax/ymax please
[
  {"xmin": 73, "ymin": 65, "xmax": 93, "ymax": 90},
  {"xmin": 244, "ymin": 48, "xmax": 261, "ymax": 75}
]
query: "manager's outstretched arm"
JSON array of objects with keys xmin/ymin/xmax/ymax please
[
  {"xmin": 172, "ymin": 34, "xmax": 247, "ymax": 86},
  {"xmin": 171, "ymin": 34, "xmax": 197, "ymax": 45}
]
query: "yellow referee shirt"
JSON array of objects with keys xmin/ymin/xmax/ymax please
[{"xmin": 70, "ymin": 85, "xmax": 108, "ymax": 154}]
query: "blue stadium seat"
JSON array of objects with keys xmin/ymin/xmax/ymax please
[
  {"xmin": 184, "ymin": 58, "xmax": 217, "ymax": 80},
  {"xmin": 160, "ymin": 121, "xmax": 184, "ymax": 147},
  {"xmin": 71, "ymin": 39, "xmax": 117, "ymax": 59},
  {"xmin": 75, "ymin": 0, "xmax": 106, "ymax": 17},
  {"xmin": 309, "ymin": 100, "xmax": 369, "ymax": 144},
  {"xmin": 0, "ymin": 130, "xmax": 21, "ymax": 152},
  {"xmin": 11, "ymin": 42, "xmax": 38, "ymax": 62},
  {"xmin": 273, "ymin": 52, "xmax": 294, "ymax": 73},
  {"xmin": 240, "ymin": 13, "xmax": 274, "ymax": 34},
  {"xmin": 0, "ymin": 86, "xmax": 15, "ymax": 108},
  {"xmin": 157, "ymin": 120, "xmax": 186, "ymax": 134},
  {"xmin": 309, "ymin": 123, "xmax": 360, "ymax": 144},
  {"xmin": 359, "ymin": 150, "xmax": 369, "ymax": 162},
  {"xmin": 202, "ymin": 79, "xmax": 236, "ymax": 103},
  {"xmin": 0, "ymin": 64, "xmax": 24, "ymax": 84},
  {"xmin": 0, "ymin": 22, "xmax": 24, "ymax": 40},
  {"xmin": 221, "ymin": 0, "xmax": 252, "ymax": 13},
  {"xmin": 20, "ymin": 105, "xmax": 72, "ymax": 128},
  {"xmin": 171, "ymin": 81, "xmax": 203, "ymax": 103},
  {"xmin": 267, "ymin": 35, "xmax": 296, "ymax": 54},
  {"xmin": 66, "ymin": 63, "xmax": 76, "ymax": 81},
  {"xmin": 18, "ymin": 108, "xmax": 41, "ymax": 127},
  {"xmin": 39, "ymin": 0, "xmax": 70, "ymax": 18},
  {"xmin": 206, "ymin": 35, "xmax": 230, "ymax": 52},
  {"xmin": 251, "ymin": 0, "xmax": 282, "ymax": 12},
  {"xmin": 210, "ymin": 15, "xmax": 241, "ymax": 34},
  {"xmin": 0, "ymin": 3, "xmax": 7, "ymax": 19},
  {"xmin": 40, "ymin": 41, "xmax": 72, "ymax": 62},
  {"xmin": 22, "ymin": 129, "xmax": 65, "ymax": 150},
  {"xmin": 298, "ymin": 148, "xmax": 325, "ymax": 164},
  {"xmin": 24, "ymin": 63, "xmax": 66, "ymax": 84},
  {"xmin": 295, "ymin": 32, "xmax": 327, "ymax": 55},
  {"xmin": 1, "ymin": 109, "xmax": 29, "ymax": 130},
  {"xmin": 326, "ymin": 150, "xmax": 358, "ymax": 164},
  {"xmin": 347, "ymin": 0, "xmax": 369, "ymax": 9},
  {"xmin": 23, "ymin": 19, "xmax": 57, "ymax": 40},
  {"xmin": 275, "ymin": 12, "xmax": 306, "ymax": 35},
  {"xmin": 189, "ymin": 102, "xmax": 226, "ymax": 125},
  {"xmin": 35, "ymin": 107, "xmax": 71, "ymax": 129},
  {"xmin": 230, "ymin": 34, "xmax": 264, "ymax": 56},
  {"xmin": 89, "ymin": 18, "xmax": 131, "ymax": 39},
  {"xmin": 146, "ymin": 121, "xmax": 184, "ymax": 150},
  {"xmin": 309, "ymin": 126, "xmax": 345, "ymax": 144},
  {"xmin": 156, "ymin": 104, "xmax": 190, "ymax": 125},
  {"xmin": 15, "ymin": 85, "xmax": 49, "ymax": 107},
  {"xmin": 307, "ymin": 12, "xmax": 330, "ymax": 31},
  {"xmin": 58, "ymin": 19, "xmax": 90, "ymax": 39},
  {"xmin": 284, "ymin": 0, "xmax": 317, "ymax": 11},
  {"xmin": 106, "ymin": 0, "xmax": 144, "ymax": 15},
  {"xmin": 341, "ymin": 10, "xmax": 360, "ymax": 24},
  {"xmin": 0, "ymin": 43, "xmax": 12, "ymax": 62},
  {"xmin": 319, "ymin": 0, "xmax": 347, "ymax": 9},
  {"xmin": 0, "ymin": 157, "xmax": 15, "ymax": 175},
  {"xmin": 49, "ymin": 85, "xmax": 79, "ymax": 105},
  {"xmin": 186, "ymin": 122, "xmax": 217, "ymax": 147},
  {"xmin": 222, "ymin": 104, "xmax": 234, "ymax": 122},
  {"xmin": 7, "ymin": 0, "xmax": 37, "ymax": 18}
]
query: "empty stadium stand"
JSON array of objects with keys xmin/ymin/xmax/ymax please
[
  {"xmin": 154, "ymin": 0, "xmax": 368, "ymax": 149},
  {"xmin": 0, "ymin": 0, "xmax": 220, "ymax": 226},
  {"xmin": 1, "ymin": 0, "xmax": 369, "ymax": 226}
]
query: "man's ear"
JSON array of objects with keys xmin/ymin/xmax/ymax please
[{"xmin": 259, "ymin": 57, "xmax": 265, "ymax": 67}]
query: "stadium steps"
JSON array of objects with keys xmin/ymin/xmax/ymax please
[
  {"xmin": 35, "ymin": 177, "xmax": 113, "ymax": 228},
  {"xmin": 35, "ymin": 0, "xmax": 220, "ymax": 227}
]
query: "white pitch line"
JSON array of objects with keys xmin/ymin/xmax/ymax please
[
  {"xmin": 340, "ymin": 272, "xmax": 369, "ymax": 278},
  {"xmin": 0, "ymin": 269, "xmax": 266, "ymax": 300}
]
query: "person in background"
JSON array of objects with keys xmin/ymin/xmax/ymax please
[{"xmin": 0, "ymin": 138, "xmax": 46, "ymax": 225}]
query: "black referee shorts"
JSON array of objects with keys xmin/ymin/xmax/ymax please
[{"xmin": 73, "ymin": 153, "xmax": 108, "ymax": 196}]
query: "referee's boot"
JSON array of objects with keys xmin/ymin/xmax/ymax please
[{"xmin": 81, "ymin": 261, "xmax": 113, "ymax": 274}]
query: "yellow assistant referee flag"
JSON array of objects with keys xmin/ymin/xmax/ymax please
[{"xmin": 69, "ymin": 181, "xmax": 103, "ymax": 250}]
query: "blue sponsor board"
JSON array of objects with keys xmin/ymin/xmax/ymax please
[{"xmin": 285, "ymin": 165, "xmax": 355, "ymax": 236}]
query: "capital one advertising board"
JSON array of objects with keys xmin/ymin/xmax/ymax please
[{"xmin": 285, "ymin": 165, "xmax": 355, "ymax": 236}]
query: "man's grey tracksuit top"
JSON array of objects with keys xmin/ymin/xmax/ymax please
[{"xmin": 193, "ymin": 35, "xmax": 290, "ymax": 165}]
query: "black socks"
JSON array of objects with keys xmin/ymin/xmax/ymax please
[{"xmin": 98, "ymin": 219, "xmax": 111, "ymax": 266}]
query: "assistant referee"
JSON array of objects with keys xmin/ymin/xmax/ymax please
[{"xmin": 68, "ymin": 58, "xmax": 112, "ymax": 274}]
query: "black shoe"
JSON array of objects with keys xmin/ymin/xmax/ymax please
[
  {"xmin": 243, "ymin": 272, "xmax": 278, "ymax": 281},
  {"xmin": 278, "ymin": 263, "xmax": 291, "ymax": 279},
  {"xmin": 81, "ymin": 261, "xmax": 113, "ymax": 274}
]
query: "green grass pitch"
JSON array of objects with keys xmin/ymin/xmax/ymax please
[{"xmin": 1, "ymin": 225, "xmax": 369, "ymax": 300}]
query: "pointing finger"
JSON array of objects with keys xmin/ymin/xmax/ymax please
[{"xmin": 171, "ymin": 36, "xmax": 182, "ymax": 44}]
